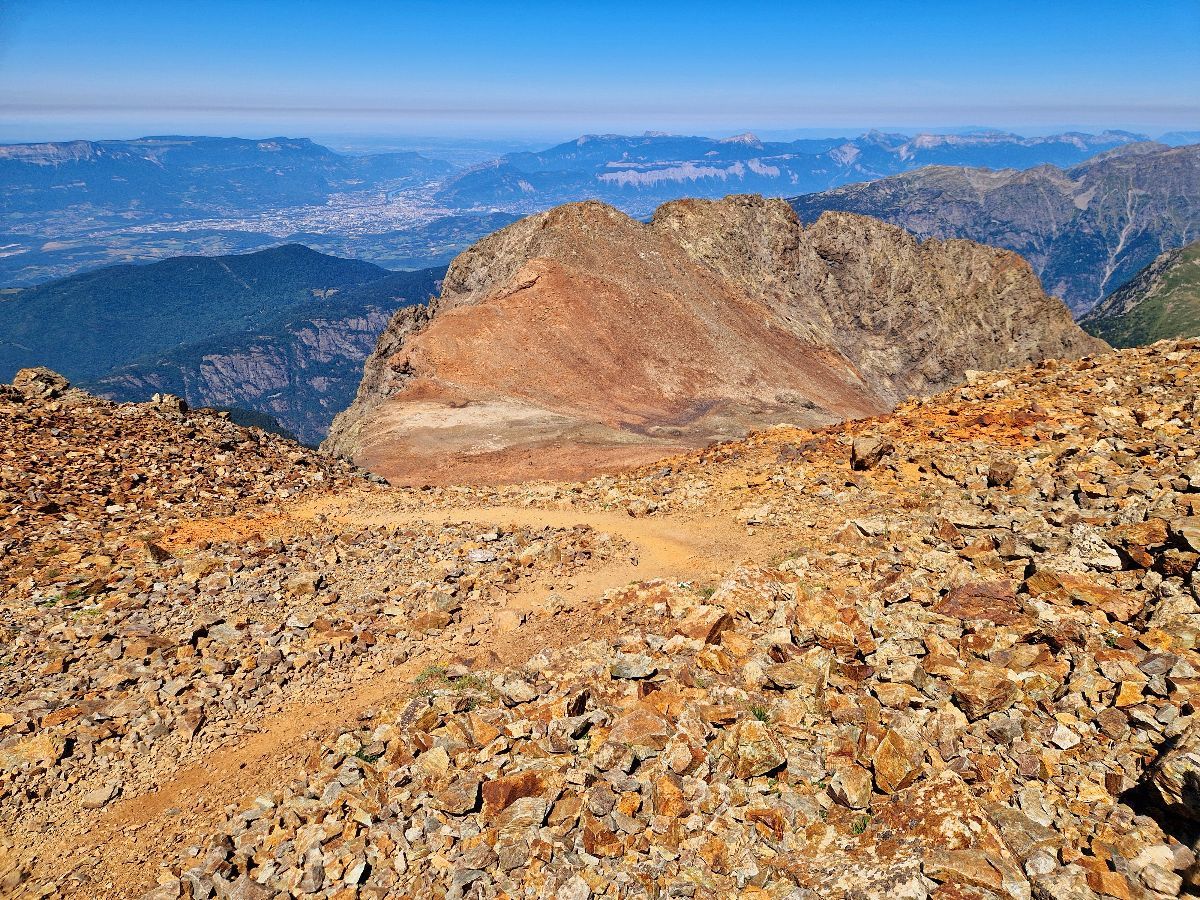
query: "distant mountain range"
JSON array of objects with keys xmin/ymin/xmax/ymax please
[
  {"xmin": 0, "ymin": 128, "xmax": 1181, "ymax": 288},
  {"xmin": 1081, "ymin": 240, "xmax": 1200, "ymax": 346},
  {"xmin": 789, "ymin": 143, "xmax": 1200, "ymax": 312},
  {"xmin": 434, "ymin": 129, "xmax": 1151, "ymax": 215},
  {"xmin": 0, "ymin": 244, "xmax": 443, "ymax": 442},
  {"xmin": 0, "ymin": 135, "xmax": 451, "ymax": 218}
]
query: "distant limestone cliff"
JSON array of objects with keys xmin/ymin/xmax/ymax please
[
  {"xmin": 0, "ymin": 244, "xmax": 444, "ymax": 444},
  {"xmin": 324, "ymin": 195, "xmax": 1104, "ymax": 483}
]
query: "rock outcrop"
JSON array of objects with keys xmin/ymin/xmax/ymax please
[{"xmin": 325, "ymin": 195, "xmax": 1104, "ymax": 483}]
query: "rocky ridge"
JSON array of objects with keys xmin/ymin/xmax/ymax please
[
  {"xmin": 789, "ymin": 143, "xmax": 1200, "ymax": 312},
  {"xmin": 5, "ymin": 339, "xmax": 1200, "ymax": 898},
  {"xmin": 325, "ymin": 196, "xmax": 1101, "ymax": 484}
]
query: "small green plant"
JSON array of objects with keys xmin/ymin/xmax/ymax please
[
  {"xmin": 414, "ymin": 665, "xmax": 447, "ymax": 686},
  {"xmin": 749, "ymin": 704, "xmax": 771, "ymax": 723},
  {"xmin": 851, "ymin": 814, "xmax": 871, "ymax": 835},
  {"xmin": 450, "ymin": 674, "xmax": 488, "ymax": 692},
  {"xmin": 699, "ymin": 585, "xmax": 717, "ymax": 600},
  {"xmin": 354, "ymin": 747, "xmax": 383, "ymax": 764}
]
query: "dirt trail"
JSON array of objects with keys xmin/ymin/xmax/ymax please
[
  {"xmin": 304, "ymin": 497, "xmax": 765, "ymax": 596},
  {"xmin": 23, "ymin": 493, "xmax": 776, "ymax": 899}
]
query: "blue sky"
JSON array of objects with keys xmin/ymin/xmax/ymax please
[{"xmin": 1, "ymin": 0, "xmax": 1197, "ymax": 142}]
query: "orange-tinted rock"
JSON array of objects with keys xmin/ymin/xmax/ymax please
[
  {"xmin": 674, "ymin": 605, "xmax": 730, "ymax": 644},
  {"xmin": 410, "ymin": 610, "xmax": 452, "ymax": 632},
  {"xmin": 481, "ymin": 771, "xmax": 546, "ymax": 819},
  {"xmin": 745, "ymin": 807, "xmax": 787, "ymax": 840},
  {"xmin": 951, "ymin": 664, "xmax": 1019, "ymax": 720},
  {"xmin": 606, "ymin": 705, "xmax": 672, "ymax": 750},
  {"xmin": 653, "ymin": 774, "xmax": 689, "ymax": 818},
  {"xmin": 873, "ymin": 728, "xmax": 922, "ymax": 794},
  {"xmin": 933, "ymin": 581, "xmax": 1027, "ymax": 626},
  {"xmin": 732, "ymin": 719, "xmax": 786, "ymax": 778},
  {"xmin": 581, "ymin": 814, "xmax": 623, "ymax": 858}
]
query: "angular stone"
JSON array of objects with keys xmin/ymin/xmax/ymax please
[
  {"xmin": 934, "ymin": 581, "xmax": 1028, "ymax": 626},
  {"xmin": 610, "ymin": 653, "xmax": 656, "ymax": 679},
  {"xmin": 653, "ymin": 773, "xmax": 689, "ymax": 817},
  {"xmin": 851, "ymin": 435, "xmax": 894, "ymax": 471},
  {"xmin": 411, "ymin": 610, "xmax": 453, "ymax": 632},
  {"xmin": 495, "ymin": 795, "xmax": 548, "ymax": 832},
  {"xmin": 81, "ymin": 782, "xmax": 119, "ymax": 810},
  {"xmin": 433, "ymin": 774, "xmax": 481, "ymax": 815},
  {"xmin": 764, "ymin": 648, "xmax": 830, "ymax": 694},
  {"xmin": 951, "ymin": 664, "xmax": 1019, "ymax": 720},
  {"xmin": 286, "ymin": 571, "xmax": 321, "ymax": 596},
  {"xmin": 482, "ymin": 771, "xmax": 546, "ymax": 819},
  {"xmin": 988, "ymin": 461, "xmax": 1017, "ymax": 487},
  {"xmin": 873, "ymin": 728, "xmax": 921, "ymax": 794},
  {"xmin": 581, "ymin": 814, "xmax": 623, "ymax": 857},
  {"xmin": 1173, "ymin": 517, "xmax": 1200, "ymax": 553},
  {"xmin": 674, "ymin": 605, "xmax": 730, "ymax": 643},
  {"xmin": 1150, "ymin": 719, "xmax": 1200, "ymax": 818},
  {"xmin": 732, "ymin": 719, "xmax": 786, "ymax": 778},
  {"xmin": 606, "ymin": 705, "xmax": 672, "ymax": 751},
  {"xmin": 830, "ymin": 765, "xmax": 873, "ymax": 810}
]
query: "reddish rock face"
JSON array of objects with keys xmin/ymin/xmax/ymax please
[
  {"xmin": 481, "ymin": 771, "xmax": 547, "ymax": 819},
  {"xmin": 324, "ymin": 196, "xmax": 1102, "ymax": 485},
  {"xmin": 933, "ymin": 581, "xmax": 1030, "ymax": 627}
]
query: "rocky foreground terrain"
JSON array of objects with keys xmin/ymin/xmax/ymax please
[
  {"xmin": 4, "ymin": 337, "xmax": 1200, "ymax": 898},
  {"xmin": 325, "ymin": 196, "xmax": 1100, "ymax": 484}
]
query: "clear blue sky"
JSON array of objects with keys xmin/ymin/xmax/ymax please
[{"xmin": 1, "ymin": 0, "xmax": 1197, "ymax": 142}]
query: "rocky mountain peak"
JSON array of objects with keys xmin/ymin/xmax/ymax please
[{"xmin": 324, "ymin": 195, "xmax": 1103, "ymax": 485}]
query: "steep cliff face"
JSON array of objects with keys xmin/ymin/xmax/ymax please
[
  {"xmin": 0, "ymin": 250, "xmax": 449, "ymax": 445},
  {"xmin": 324, "ymin": 196, "xmax": 1104, "ymax": 483},
  {"xmin": 1081, "ymin": 239, "xmax": 1200, "ymax": 347},
  {"xmin": 789, "ymin": 143, "xmax": 1200, "ymax": 313},
  {"xmin": 94, "ymin": 307, "xmax": 399, "ymax": 445}
]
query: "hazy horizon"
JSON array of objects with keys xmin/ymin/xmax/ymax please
[
  {"xmin": 1, "ymin": 121, "xmax": 1196, "ymax": 151},
  {"xmin": 2, "ymin": 0, "xmax": 1197, "ymax": 145}
]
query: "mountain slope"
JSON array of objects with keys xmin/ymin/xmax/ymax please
[
  {"xmin": 788, "ymin": 143, "xmax": 1200, "ymax": 312},
  {"xmin": 0, "ymin": 244, "xmax": 444, "ymax": 442},
  {"xmin": 0, "ymin": 244, "xmax": 392, "ymax": 381},
  {"xmin": 435, "ymin": 129, "xmax": 1147, "ymax": 216},
  {"xmin": 324, "ymin": 195, "xmax": 1103, "ymax": 483},
  {"xmin": 91, "ymin": 268, "xmax": 445, "ymax": 445},
  {"xmin": 1081, "ymin": 239, "xmax": 1200, "ymax": 346},
  {"xmin": 6, "ymin": 341, "xmax": 1200, "ymax": 898}
]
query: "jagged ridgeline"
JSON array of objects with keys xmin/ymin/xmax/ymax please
[{"xmin": 789, "ymin": 143, "xmax": 1200, "ymax": 313}]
